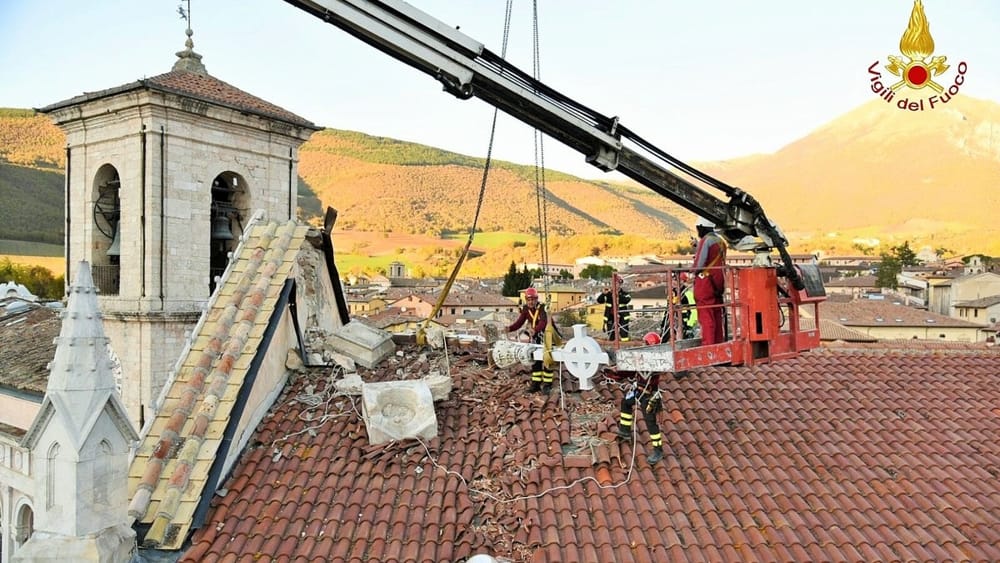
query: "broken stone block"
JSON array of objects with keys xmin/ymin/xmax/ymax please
[
  {"xmin": 424, "ymin": 327, "xmax": 446, "ymax": 349},
  {"xmin": 285, "ymin": 349, "xmax": 304, "ymax": 371},
  {"xmin": 361, "ymin": 380, "xmax": 438, "ymax": 445},
  {"xmin": 327, "ymin": 351, "xmax": 357, "ymax": 373},
  {"xmin": 422, "ymin": 372, "xmax": 452, "ymax": 401},
  {"xmin": 334, "ymin": 373, "xmax": 364, "ymax": 395},
  {"xmin": 326, "ymin": 321, "xmax": 395, "ymax": 369}
]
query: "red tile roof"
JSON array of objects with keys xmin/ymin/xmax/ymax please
[
  {"xmin": 142, "ymin": 70, "xmax": 315, "ymax": 128},
  {"xmin": 40, "ymin": 70, "xmax": 316, "ymax": 129},
  {"xmin": 183, "ymin": 343, "xmax": 1000, "ymax": 561},
  {"xmin": 822, "ymin": 299, "xmax": 986, "ymax": 329},
  {"xmin": 817, "ymin": 319, "xmax": 878, "ymax": 342}
]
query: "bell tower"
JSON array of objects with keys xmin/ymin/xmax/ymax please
[{"xmin": 39, "ymin": 25, "xmax": 319, "ymax": 427}]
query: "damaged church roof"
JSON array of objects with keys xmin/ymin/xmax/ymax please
[{"xmin": 182, "ymin": 341, "xmax": 1000, "ymax": 561}]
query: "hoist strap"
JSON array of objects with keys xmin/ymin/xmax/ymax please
[{"xmin": 417, "ymin": 0, "xmax": 514, "ymax": 347}]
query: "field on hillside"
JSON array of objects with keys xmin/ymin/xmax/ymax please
[
  {"xmin": 1, "ymin": 240, "xmax": 64, "ymax": 275},
  {"xmin": 1, "ymin": 255, "xmax": 63, "ymax": 275},
  {"xmin": 442, "ymin": 231, "xmax": 535, "ymax": 248}
]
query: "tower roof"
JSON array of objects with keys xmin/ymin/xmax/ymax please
[
  {"xmin": 38, "ymin": 23, "xmax": 317, "ymax": 130},
  {"xmin": 38, "ymin": 69, "xmax": 318, "ymax": 130}
]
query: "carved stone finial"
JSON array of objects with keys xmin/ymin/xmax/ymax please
[{"xmin": 173, "ymin": 1, "xmax": 208, "ymax": 75}]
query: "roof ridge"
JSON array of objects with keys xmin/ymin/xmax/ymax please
[{"xmin": 129, "ymin": 221, "xmax": 300, "ymax": 548}]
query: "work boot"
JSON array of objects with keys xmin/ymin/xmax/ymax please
[
  {"xmin": 616, "ymin": 426, "xmax": 631, "ymax": 440},
  {"xmin": 528, "ymin": 381, "xmax": 541, "ymax": 393},
  {"xmin": 647, "ymin": 446, "xmax": 664, "ymax": 465},
  {"xmin": 540, "ymin": 383, "xmax": 552, "ymax": 394}
]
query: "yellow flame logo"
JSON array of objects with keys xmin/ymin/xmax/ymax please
[{"xmin": 885, "ymin": 0, "xmax": 948, "ymax": 92}]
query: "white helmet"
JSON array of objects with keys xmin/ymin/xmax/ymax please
[{"xmin": 695, "ymin": 216, "xmax": 715, "ymax": 229}]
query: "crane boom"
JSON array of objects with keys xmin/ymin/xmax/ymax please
[{"xmin": 284, "ymin": 0, "xmax": 803, "ymax": 288}]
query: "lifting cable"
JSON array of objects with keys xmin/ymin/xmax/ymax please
[
  {"xmin": 416, "ymin": 0, "xmax": 515, "ymax": 346},
  {"xmin": 529, "ymin": 0, "xmax": 559, "ymax": 367}
]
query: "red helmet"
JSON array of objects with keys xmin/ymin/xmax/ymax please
[
  {"xmin": 679, "ymin": 272, "xmax": 691, "ymax": 283},
  {"xmin": 524, "ymin": 287, "xmax": 539, "ymax": 299},
  {"xmin": 643, "ymin": 332, "xmax": 661, "ymax": 346}
]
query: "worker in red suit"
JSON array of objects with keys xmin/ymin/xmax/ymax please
[
  {"xmin": 615, "ymin": 332, "xmax": 666, "ymax": 464},
  {"xmin": 691, "ymin": 217, "xmax": 727, "ymax": 345},
  {"xmin": 506, "ymin": 287, "xmax": 554, "ymax": 393}
]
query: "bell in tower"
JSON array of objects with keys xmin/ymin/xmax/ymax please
[{"xmin": 209, "ymin": 177, "xmax": 240, "ymax": 293}]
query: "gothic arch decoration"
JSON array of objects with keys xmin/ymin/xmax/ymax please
[
  {"xmin": 45, "ymin": 442, "xmax": 60, "ymax": 509},
  {"xmin": 96, "ymin": 440, "xmax": 113, "ymax": 506},
  {"xmin": 209, "ymin": 172, "xmax": 248, "ymax": 293},
  {"xmin": 92, "ymin": 164, "xmax": 122, "ymax": 296},
  {"xmin": 14, "ymin": 501, "xmax": 33, "ymax": 548}
]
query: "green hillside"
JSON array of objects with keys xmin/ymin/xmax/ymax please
[{"xmin": 0, "ymin": 162, "xmax": 64, "ymax": 245}]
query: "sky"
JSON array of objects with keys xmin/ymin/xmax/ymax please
[{"xmin": 2, "ymin": 0, "xmax": 999, "ymax": 180}]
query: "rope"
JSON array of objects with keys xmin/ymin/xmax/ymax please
[
  {"xmin": 529, "ymin": 0, "xmax": 558, "ymax": 367},
  {"xmin": 416, "ymin": 1, "xmax": 514, "ymax": 346}
]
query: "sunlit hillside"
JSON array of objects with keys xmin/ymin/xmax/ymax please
[
  {"xmin": 3, "ymin": 93, "xmax": 1000, "ymax": 276},
  {"xmin": 298, "ymin": 129, "xmax": 690, "ymax": 239}
]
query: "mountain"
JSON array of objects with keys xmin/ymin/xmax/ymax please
[
  {"xmin": 3, "ymin": 94, "xmax": 1000, "ymax": 257},
  {"xmin": 695, "ymin": 95, "xmax": 1000, "ymax": 253}
]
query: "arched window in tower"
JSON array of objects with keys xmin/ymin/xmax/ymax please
[
  {"xmin": 14, "ymin": 503, "xmax": 33, "ymax": 547},
  {"xmin": 209, "ymin": 174, "xmax": 245, "ymax": 293},
  {"xmin": 92, "ymin": 166, "xmax": 121, "ymax": 296}
]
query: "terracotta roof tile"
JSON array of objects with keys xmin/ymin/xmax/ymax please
[
  {"xmin": 128, "ymin": 220, "xmax": 310, "ymax": 549},
  {"xmin": 181, "ymin": 342, "xmax": 1000, "ymax": 561}
]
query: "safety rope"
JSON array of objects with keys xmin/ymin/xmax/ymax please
[{"xmin": 416, "ymin": 1, "xmax": 514, "ymax": 346}]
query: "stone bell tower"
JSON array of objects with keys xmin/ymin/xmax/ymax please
[{"xmin": 38, "ymin": 28, "xmax": 319, "ymax": 428}]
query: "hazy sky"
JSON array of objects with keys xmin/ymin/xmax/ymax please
[{"xmin": 2, "ymin": 1, "xmax": 998, "ymax": 179}]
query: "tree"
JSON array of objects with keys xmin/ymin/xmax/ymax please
[
  {"xmin": 557, "ymin": 269, "xmax": 574, "ymax": 280},
  {"xmin": 501, "ymin": 261, "xmax": 532, "ymax": 297},
  {"xmin": 851, "ymin": 242, "xmax": 875, "ymax": 256},
  {"xmin": 579, "ymin": 264, "xmax": 615, "ymax": 280},
  {"xmin": 934, "ymin": 247, "xmax": 953, "ymax": 260},
  {"xmin": 875, "ymin": 253, "xmax": 901, "ymax": 289},
  {"xmin": 892, "ymin": 241, "xmax": 919, "ymax": 267},
  {"xmin": 557, "ymin": 307, "xmax": 587, "ymax": 327},
  {"xmin": 0, "ymin": 258, "xmax": 64, "ymax": 300}
]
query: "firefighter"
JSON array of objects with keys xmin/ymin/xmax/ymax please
[
  {"xmin": 692, "ymin": 217, "xmax": 726, "ymax": 345},
  {"xmin": 506, "ymin": 287, "xmax": 554, "ymax": 392},
  {"xmin": 662, "ymin": 273, "xmax": 697, "ymax": 340},
  {"xmin": 678, "ymin": 272, "xmax": 698, "ymax": 339},
  {"xmin": 598, "ymin": 284, "xmax": 632, "ymax": 341},
  {"xmin": 615, "ymin": 332, "xmax": 666, "ymax": 464}
]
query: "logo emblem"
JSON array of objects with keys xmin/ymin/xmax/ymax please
[
  {"xmin": 885, "ymin": 0, "xmax": 947, "ymax": 92},
  {"xmin": 867, "ymin": 0, "xmax": 967, "ymax": 111}
]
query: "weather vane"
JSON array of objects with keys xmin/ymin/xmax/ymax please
[{"xmin": 177, "ymin": 0, "xmax": 192, "ymax": 32}]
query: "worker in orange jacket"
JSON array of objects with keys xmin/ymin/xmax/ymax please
[{"xmin": 691, "ymin": 217, "xmax": 727, "ymax": 345}]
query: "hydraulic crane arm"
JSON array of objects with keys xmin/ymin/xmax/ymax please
[{"xmin": 284, "ymin": 0, "xmax": 804, "ymax": 288}]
